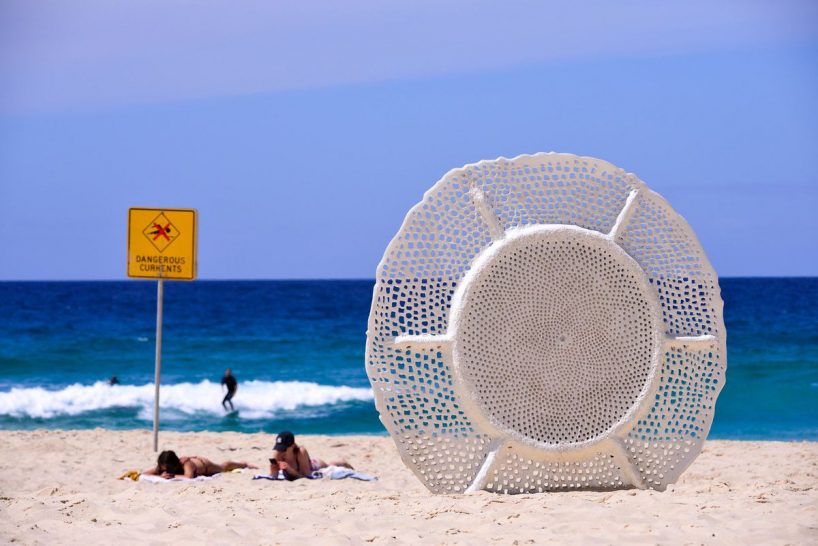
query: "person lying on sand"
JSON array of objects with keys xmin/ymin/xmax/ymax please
[
  {"xmin": 144, "ymin": 450, "xmax": 256, "ymax": 479},
  {"xmin": 269, "ymin": 431, "xmax": 353, "ymax": 480}
]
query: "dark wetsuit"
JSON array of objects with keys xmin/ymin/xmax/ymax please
[{"xmin": 221, "ymin": 374, "xmax": 237, "ymax": 411}]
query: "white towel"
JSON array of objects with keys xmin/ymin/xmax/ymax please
[
  {"xmin": 252, "ymin": 471, "xmax": 287, "ymax": 481},
  {"xmin": 252, "ymin": 466, "xmax": 377, "ymax": 481},
  {"xmin": 318, "ymin": 465, "xmax": 378, "ymax": 481},
  {"xmin": 138, "ymin": 473, "xmax": 219, "ymax": 483}
]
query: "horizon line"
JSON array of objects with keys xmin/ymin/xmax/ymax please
[{"xmin": 1, "ymin": 275, "xmax": 816, "ymax": 283}]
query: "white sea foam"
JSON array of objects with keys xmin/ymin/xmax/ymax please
[{"xmin": 0, "ymin": 380, "xmax": 374, "ymax": 420}]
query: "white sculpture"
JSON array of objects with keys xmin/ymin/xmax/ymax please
[{"xmin": 366, "ymin": 153, "xmax": 726, "ymax": 493}]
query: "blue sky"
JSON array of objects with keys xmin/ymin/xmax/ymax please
[{"xmin": 1, "ymin": 0, "xmax": 816, "ymax": 279}]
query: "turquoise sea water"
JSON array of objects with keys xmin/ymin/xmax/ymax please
[{"xmin": 0, "ymin": 279, "xmax": 816, "ymax": 440}]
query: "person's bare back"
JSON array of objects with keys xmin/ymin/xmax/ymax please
[
  {"xmin": 179, "ymin": 456, "xmax": 213, "ymax": 477},
  {"xmin": 144, "ymin": 450, "xmax": 256, "ymax": 479}
]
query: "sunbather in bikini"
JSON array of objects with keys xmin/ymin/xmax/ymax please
[
  {"xmin": 144, "ymin": 450, "xmax": 256, "ymax": 479},
  {"xmin": 269, "ymin": 431, "xmax": 353, "ymax": 480}
]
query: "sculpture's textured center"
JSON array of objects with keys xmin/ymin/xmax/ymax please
[{"xmin": 455, "ymin": 227, "xmax": 659, "ymax": 446}]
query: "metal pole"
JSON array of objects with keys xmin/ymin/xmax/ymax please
[{"xmin": 153, "ymin": 277, "xmax": 164, "ymax": 452}]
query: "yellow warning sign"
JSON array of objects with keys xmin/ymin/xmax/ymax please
[{"xmin": 128, "ymin": 208, "xmax": 197, "ymax": 280}]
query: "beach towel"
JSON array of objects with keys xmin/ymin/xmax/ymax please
[
  {"xmin": 138, "ymin": 474, "xmax": 220, "ymax": 483},
  {"xmin": 118, "ymin": 470, "xmax": 221, "ymax": 483},
  {"xmin": 252, "ymin": 472, "xmax": 289, "ymax": 481},
  {"xmin": 119, "ymin": 467, "xmax": 245, "ymax": 483},
  {"xmin": 252, "ymin": 466, "xmax": 377, "ymax": 482},
  {"xmin": 252, "ymin": 469, "xmax": 316, "ymax": 481},
  {"xmin": 318, "ymin": 465, "xmax": 378, "ymax": 481}
]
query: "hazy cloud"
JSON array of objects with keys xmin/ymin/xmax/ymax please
[{"xmin": 2, "ymin": 0, "xmax": 816, "ymax": 113}]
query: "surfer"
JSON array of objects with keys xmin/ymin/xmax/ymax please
[{"xmin": 221, "ymin": 368, "xmax": 238, "ymax": 411}]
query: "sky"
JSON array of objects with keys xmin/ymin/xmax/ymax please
[{"xmin": 1, "ymin": 0, "xmax": 817, "ymax": 279}]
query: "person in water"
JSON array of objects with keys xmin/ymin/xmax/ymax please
[
  {"xmin": 143, "ymin": 450, "xmax": 256, "ymax": 479},
  {"xmin": 269, "ymin": 431, "xmax": 353, "ymax": 480},
  {"xmin": 221, "ymin": 368, "xmax": 237, "ymax": 411},
  {"xmin": 108, "ymin": 375, "xmax": 120, "ymax": 385}
]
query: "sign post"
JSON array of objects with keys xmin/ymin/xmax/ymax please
[
  {"xmin": 127, "ymin": 208, "xmax": 197, "ymax": 452},
  {"xmin": 153, "ymin": 273, "xmax": 164, "ymax": 453}
]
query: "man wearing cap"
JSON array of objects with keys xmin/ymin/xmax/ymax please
[{"xmin": 269, "ymin": 431, "xmax": 352, "ymax": 480}]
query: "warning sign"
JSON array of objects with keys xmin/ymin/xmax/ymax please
[
  {"xmin": 142, "ymin": 212, "xmax": 180, "ymax": 253},
  {"xmin": 128, "ymin": 208, "xmax": 197, "ymax": 280}
]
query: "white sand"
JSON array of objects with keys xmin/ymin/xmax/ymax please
[{"xmin": 1, "ymin": 430, "xmax": 816, "ymax": 545}]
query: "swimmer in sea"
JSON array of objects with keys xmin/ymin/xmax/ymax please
[
  {"xmin": 221, "ymin": 368, "xmax": 237, "ymax": 411},
  {"xmin": 270, "ymin": 431, "xmax": 353, "ymax": 480},
  {"xmin": 143, "ymin": 450, "xmax": 256, "ymax": 479}
]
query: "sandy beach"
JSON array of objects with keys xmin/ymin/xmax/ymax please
[{"xmin": 0, "ymin": 431, "xmax": 816, "ymax": 545}]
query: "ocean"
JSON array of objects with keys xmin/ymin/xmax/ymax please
[{"xmin": 0, "ymin": 279, "xmax": 816, "ymax": 440}]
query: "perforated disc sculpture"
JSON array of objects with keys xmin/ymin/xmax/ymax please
[{"xmin": 365, "ymin": 153, "xmax": 726, "ymax": 493}]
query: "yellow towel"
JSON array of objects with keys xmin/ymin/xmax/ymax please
[{"xmin": 118, "ymin": 470, "xmax": 141, "ymax": 481}]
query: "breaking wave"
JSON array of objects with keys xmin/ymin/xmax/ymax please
[{"xmin": 0, "ymin": 380, "xmax": 374, "ymax": 420}]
